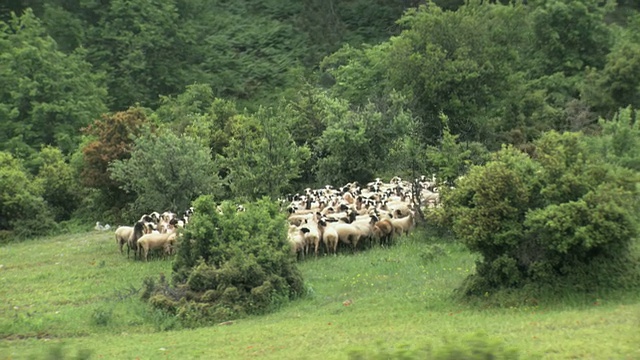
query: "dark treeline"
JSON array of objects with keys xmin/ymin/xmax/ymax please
[{"xmin": 1, "ymin": 0, "xmax": 640, "ymax": 238}]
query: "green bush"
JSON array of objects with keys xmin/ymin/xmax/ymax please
[
  {"xmin": 90, "ymin": 305, "xmax": 113, "ymax": 327},
  {"xmin": 39, "ymin": 344, "xmax": 93, "ymax": 360},
  {"xmin": 347, "ymin": 332, "xmax": 521, "ymax": 360},
  {"xmin": 144, "ymin": 195, "xmax": 304, "ymax": 326},
  {"xmin": 441, "ymin": 131, "xmax": 640, "ymax": 294},
  {"xmin": 0, "ymin": 151, "xmax": 56, "ymax": 239}
]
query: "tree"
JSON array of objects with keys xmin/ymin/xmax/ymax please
[
  {"xmin": 439, "ymin": 131, "xmax": 640, "ymax": 294},
  {"xmin": 81, "ymin": 107, "xmax": 148, "ymax": 190},
  {"xmin": 79, "ymin": 107, "xmax": 148, "ymax": 221},
  {"xmin": 0, "ymin": 9, "xmax": 107, "ymax": 156},
  {"xmin": 33, "ymin": 146, "xmax": 82, "ymax": 222},
  {"xmin": 585, "ymin": 107, "xmax": 640, "ymax": 171},
  {"xmin": 529, "ymin": 0, "xmax": 613, "ymax": 78},
  {"xmin": 314, "ymin": 93, "xmax": 413, "ymax": 186},
  {"xmin": 156, "ymin": 86, "xmax": 239, "ymax": 159},
  {"xmin": 0, "ymin": 151, "xmax": 55, "ymax": 237},
  {"xmin": 322, "ymin": 2, "xmax": 529, "ymax": 148},
  {"xmin": 425, "ymin": 114, "xmax": 490, "ymax": 185},
  {"xmin": 222, "ymin": 106, "xmax": 310, "ymax": 200},
  {"xmin": 109, "ymin": 130, "xmax": 223, "ymax": 215},
  {"xmin": 581, "ymin": 15, "xmax": 640, "ymax": 116}
]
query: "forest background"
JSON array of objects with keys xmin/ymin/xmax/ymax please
[{"xmin": 1, "ymin": 0, "xmax": 640, "ymax": 238}]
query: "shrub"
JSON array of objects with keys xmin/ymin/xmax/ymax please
[
  {"xmin": 441, "ymin": 131, "xmax": 640, "ymax": 294},
  {"xmin": 90, "ymin": 305, "xmax": 113, "ymax": 327},
  {"xmin": 347, "ymin": 332, "xmax": 520, "ymax": 360},
  {"xmin": 0, "ymin": 151, "xmax": 55, "ymax": 239},
  {"xmin": 144, "ymin": 195, "xmax": 304, "ymax": 326}
]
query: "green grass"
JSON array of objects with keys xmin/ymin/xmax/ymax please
[{"xmin": 1, "ymin": 230, "xmax": 639, "ymax": 359}]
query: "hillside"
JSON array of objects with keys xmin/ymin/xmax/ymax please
[{"xmin": 1, "ymin": 230, "xmax": 639, "ymax": 359}]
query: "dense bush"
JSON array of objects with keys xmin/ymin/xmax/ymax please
[
  {"xmin": 33, "ymin": 146, "xmax": 83, "ymax": 222},
  {"xmin": 142, "ymin": 195, "xmax": 304, "ymax": 327},
  {"xmin": 347, "ymin": 332, "xmax": 521, "ymax": 360},
  {"xmin": 0, "ymin": 151, "xmax": 55, "ymax": 239},
  {"xmin": 438, "ymin": 130, "xmax": 640, "ymax": 294}
]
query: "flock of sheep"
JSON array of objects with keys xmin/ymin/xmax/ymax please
[
  {"xmin": 113, "ymin": 209, "xmax": 192, "ymax": 261},
  {"xmin": 110, "ymin": 176, "xmax": 440, "ymax": 261},
  {"xmin": 285, "ymin": 176, "xmax": 439, "ymax": 259}
]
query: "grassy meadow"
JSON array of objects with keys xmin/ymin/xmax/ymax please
[{"xmin": 0, "ymin": 229, "xmax": 639, "ymax": 359}]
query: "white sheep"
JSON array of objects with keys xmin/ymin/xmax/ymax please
[
  {"xmin": 136, "ymin": 232, "xmax": 178, "ymax": 261},
  {"xmin": 287, "ymin": 225, "xmax": 307, "ymax": 259},
  {"xmin": 389, "ymin": 211, "xmax": 415, "ymax": 237},
  {"xmin": 317, "ymin": 218, "xmax": 339, "ymax": 255},
  {"xmin": 114, "ymin": 226, "xmax": 133, "ymax": 254}
]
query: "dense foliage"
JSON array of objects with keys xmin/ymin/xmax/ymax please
[
  {"xmin": 142, "ymin": 196, "xmax": 304, "ymax": 326},
  {"xmin": 437, "ymin": 129, "xmax": 640, "ymax": 293},
  {"xmin": 109, "ymin": 130, "xmax": 223, "ymax": 218},
  {"xmin": 1, "ymin": 0, "xmax": 639, "ymax": 299},
  {"xmin": 0, "ymin": 151, "xmax": 55, "ymax": 239},
  {"xmin": 0, "ymin": 9, "xmax": 106, "ymax": 157}
]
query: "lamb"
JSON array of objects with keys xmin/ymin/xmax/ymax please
[{"xmin": 136, "ymin": 232, "xmax": 178, "ymax": 261}]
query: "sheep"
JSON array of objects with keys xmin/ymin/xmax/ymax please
[
  {"xmin": 372, "ymin": 218, "xmax": 394, "ymax": 247},
  {"xmin": 95, "ymin": 222, "xmax": 110, "ymax": 231},
  {"xmin": 288, "ymin": 212, "xmax": 315, "ymax": 227},
  {"xmin": 127, "ymin": 221, "xmax": 149, "ymax": 259},
  {"xmin": 318, "ymin": 218, "xmax": 339, "ymax": 255},
  {"xmin": 300, "ymin": 218, "xmax": 321, "ymax": 257},
  {"xmin": 327, "ymin": 220, "xmax": 364, "ymax": 253},
  {"xmin": 284, "ymin": 176, "xmax": 423, "ymax": 254},
  {"xmin": 114, "ymin": 226, "xmax": 133, "ymax": 254},
  {"xmin": 287, "ymin": 225, "xmax": 307, "ymax": 260},
  {"xmin": 389, "ymin": 211, "xmax": 415, "ymax": 237},
  {"xmin": 349, "ymin": 214, "xmax": 378, "ymax": 249},
  {"xmin": 136, "ymin": 232, "xmax": 178, "ymax": 261},
  {"xmin": 381, "ymin": 201, "xmax": 413, "ymax": 218}
]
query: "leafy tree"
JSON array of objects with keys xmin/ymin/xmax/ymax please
[
  {"xmin": 425, "ymin": 114, "xmax": 490, "ymax": 185},
  {"xmin": 109, "ymin": 130, "xmax": 222, "ymax": 215},
  {"xmin": 157, "ymin": 86, "xmax": 239, "ymax": 159},
  {"xmin": 0, "ymin": 151, "xmax": 55, "ymax": 238},
  {"xmin": 81, "ymin": 107, "xmax": 148, "ymax": 190},
  {"xmin": 0, "ymin": 9, "xmax": 107, "ymax": 156},
  {"xmin": 153, "ymin": 83, "xmax": 218, "ymax": 134},
  {"xmin": 323, "ymin": 2, "xmax": 529, "ymax": 148},
  {"xmin": 581, "ymin": 15, "xmax": 640, "ymax": 116},
  {"xmin": 320, "ymin": 42, "xmax": 391, "ymax": 107},
  {"xmin": 33, "ymin": 146, "xmax": 82, "ymax": 222},
  {"xmin": 297, "ymin": 0, "xmax": 408, "ymax": 65},
  {"xmin": 222, "ymin": 106, "xmax": 310, "ymax": 200},
  {"xmin": 88, "ymin": 0, "xmax": 186, "ymax": 110},
  {"xmin": 80, "ymin": 107, "xmax": 148, "ymax": 221},
  {"xmin": 145, "ymin": 196, "xmax": 304, "ymax": 327},
  {"xmin": 585, "ymin": 107, "xmax": 640, "ymax": 171},
  {"xmin": 529, "ymin": 0, "xmax": 613, "ymax": 78},
  {"xmin": 439, "ymin": 131, "xmax": 640, "ymax": 294},
  {"xmin": 315, "ymin": 93, "xmax": 413, "ymax": 186}
]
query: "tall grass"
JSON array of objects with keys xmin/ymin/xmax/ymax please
[{"xmin": 1, "ymin": 230, "xmax": 639, "ymax": 359}]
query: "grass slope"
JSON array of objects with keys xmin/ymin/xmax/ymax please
[{"xmin": 0, "ymin": 230, "xmax": 639, "ymax": 359}]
